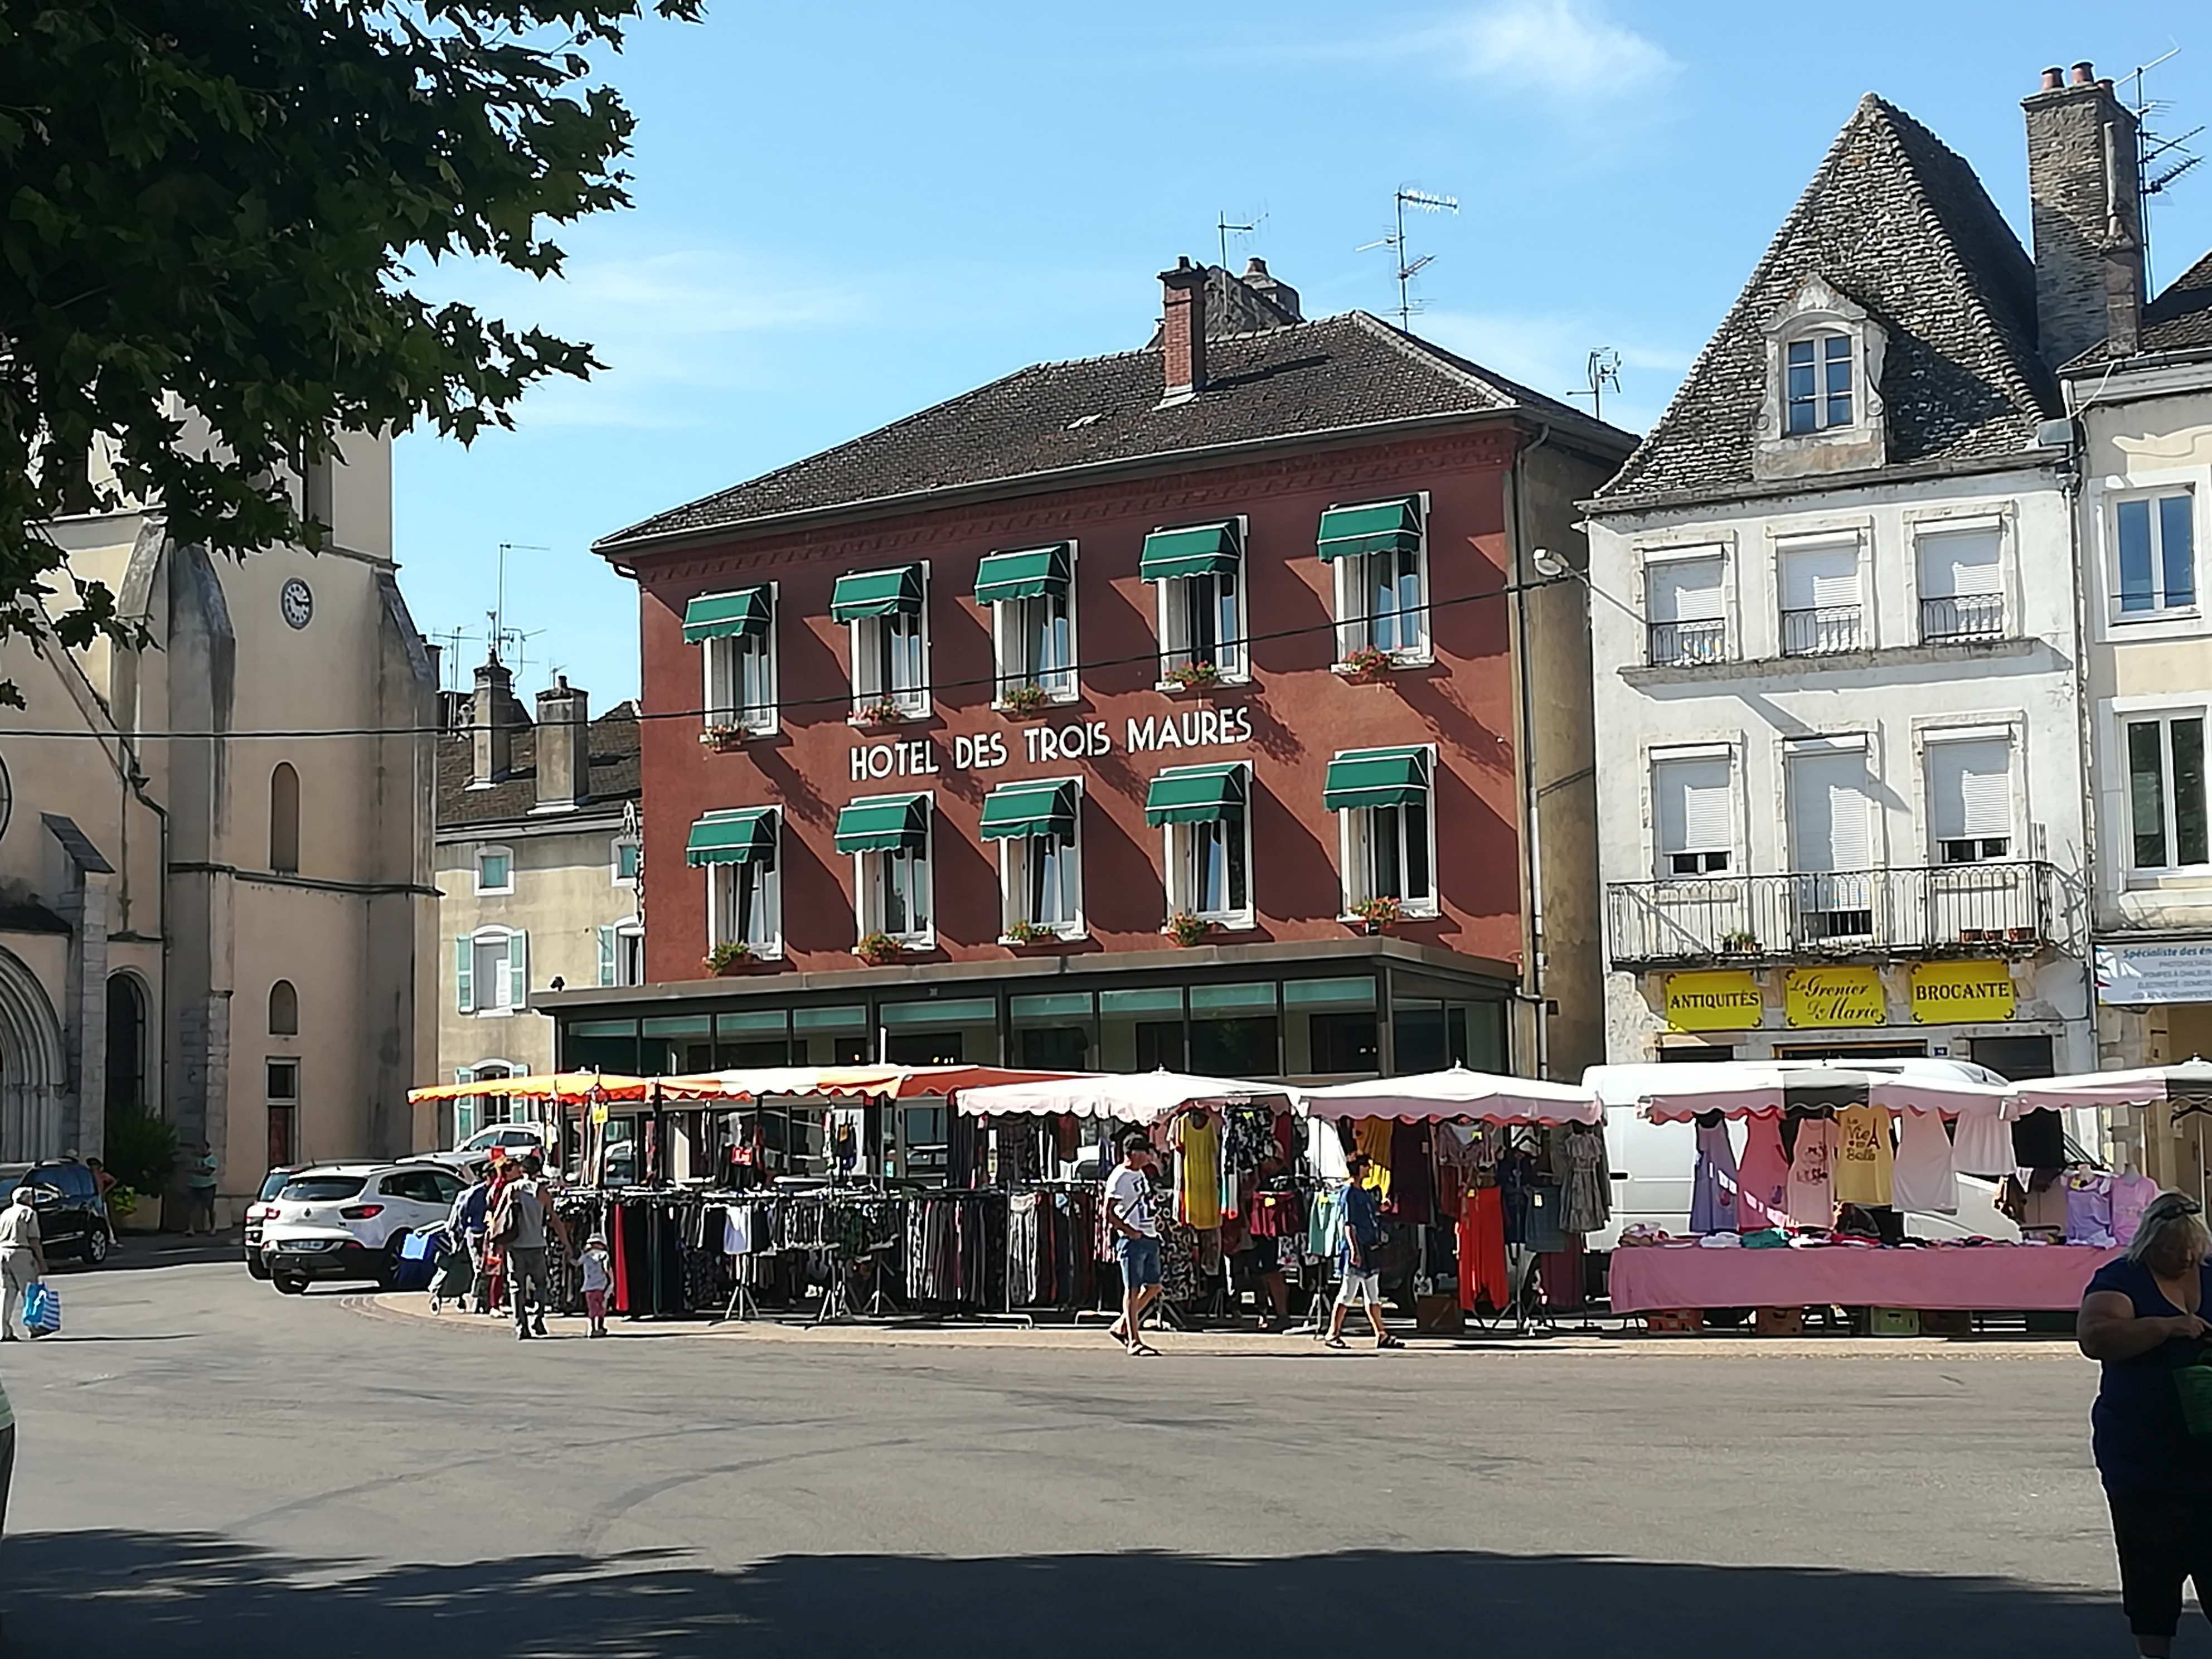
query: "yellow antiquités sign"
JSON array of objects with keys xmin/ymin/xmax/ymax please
[
  {"xmin": 1663, "ymin": 971, "xmax": 1764, "ymax": 1031},
  {"xmin": 1910, "ymin": 959, "xmax": 2015, "ymax": 1024},
  {"xmin": 1784, "ymin": 966, "xmax": 1886, "ymax": 1028}
]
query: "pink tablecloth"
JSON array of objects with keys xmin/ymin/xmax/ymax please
[{"xmin": 1606, "ymin": 1243, "xmax": 2118, "ymax": 1313}]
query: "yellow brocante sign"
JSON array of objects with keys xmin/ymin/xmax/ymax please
[
  {"xmin": 1663, "ymin": 971, "xmax": 1764, "ymax": 1031},
  {"xmin": 1783, "ymin": 966, "xmax": 1886, "ymax": 1028},
  {"xmin": 1909, "ymin": 959, "xmax": 2015, "ymax": 1024}
]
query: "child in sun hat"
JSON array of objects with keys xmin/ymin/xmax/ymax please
[{"xmin": 579, "ymin": 1232, "xmax": 613, "ymax": 1337}]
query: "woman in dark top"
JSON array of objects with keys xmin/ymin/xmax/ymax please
[{"xmin": 2079, "ymin": 1191, "xmax": 2212, "ymax": 1656}]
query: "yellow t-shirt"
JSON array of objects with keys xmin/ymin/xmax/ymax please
[
  {"xmin": 1354, "ymin": 1117, "xmax": 1394, "ymax": 1204},
  {"xmin": 1833, "ymin": 1105, "xmax": 1895, "ymax": 1207},
  {"xmin": 1171, "ymin": 1110, "xmax": 1221, "ymax": 1230}
]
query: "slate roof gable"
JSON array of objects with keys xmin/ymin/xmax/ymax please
[
  {"xmin": 1595, "ymin": 94, "xmax": 2061, "ymax": 509},
  {"xmin": 599, "ymin": 311, "xmax": 1627, "ymax": 548}
]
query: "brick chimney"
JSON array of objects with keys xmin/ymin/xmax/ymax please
[
  {"xmin": 2024, "ymin": 61, "xmax": 2145, "ymax": 366},
  {"xmin": 1159, "ymin": 256, "xmax": 1208, "ymax": 401},
  {"xmin": 470, "ymin": 654, "xmax": 516, "ymax": 787},
  {"xmin": 533, "ymin": 674, "xmax": 590, "ymax": 812}
]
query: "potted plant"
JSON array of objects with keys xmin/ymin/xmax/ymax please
[
  {"xmin": 999, "ymin": 682, "xmax": 1051, "ymax": 715},
  {"xmin": 852, "ymin": 697, "xmax": 905, "ymax": 728},
  {"xmin": 1718, "ymin": 929, "xmax": 1760, "ymax": 955},
  {"xmin": 1163, "ymin": 660, "xmax": 1220, "ymax": 691},
  {"xmin": 1350, "ymin": 894, "xmax": 1403, "ymax": 934},
  {"xmin": 105, "ymin": 1108, "xmax": 178, "ymax": 1233},
  {"xmin": 856, "ymin": 930, "xmax": 903, "ymax": 966},
  {"xmin": 1163, "ymin": 911, "xmax": 1210, "ymax": 948},
  {"xmin": 704, "ymin": 940, "xmax": 755, "ymax": 976},
  {"xmin": 1339, "ymin": 646, "xmax": 1394, "ymax": 681},
  {"xmin": 1005, "ymin": 918, "xmax": 1059, "ymax": 945},
  {"xmin": 698, "ymin": 722, "xmax": 746, "ymax": 753}
]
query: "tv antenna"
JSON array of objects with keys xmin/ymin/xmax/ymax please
[
  {"xmin": 488, "ymin": 541, "xmax": 549, "ymax": 664},
  {"xmin": 1568, "ymin": 348, "xmax": 1624, "ymax": 420},
  {"xmin": 1359, "ymin": 186, "xmax": 1458, "ymax": 331},
  {"xmin": 2123, "ymin": 47, "xmax": 2203, "ymax": 288},
  {"xmin": 1216, "ymin": 210, "xmax": 1263, "ymax": 270}
]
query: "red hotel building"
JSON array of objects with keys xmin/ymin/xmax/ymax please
[{"xmin": 543, "ymin": 259, "xmax": 1631, "ymax": 1166}]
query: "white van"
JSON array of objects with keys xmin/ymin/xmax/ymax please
[{"xmin": 1579, "ymin": 1058, "xmax": 2021, "ymax": 1250}]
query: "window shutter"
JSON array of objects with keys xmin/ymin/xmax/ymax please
[
  {"xmin": 511, "ymin": 932, "xmax": 528, "ymax": 1009},
  {"xmin": 1647, "ymin": 557, "xmax": 1725, "ymax": 623},
  {"xmin": 1781, "ymin": 544, "xmax": 1859, "ymax": 610},
  {"xmin": 598, "ymin": 926, "xmax": 617, "ymax": 987},
  {"xmin": 1929, "ymin": 738, "xmax": 2011, "ymax": 841},
  {"xmin": 1918, "ymin": 528, "xmax": 2002, "ymax": 599},
  {"xmin": 455, "ymin": 938, "xmax": 474, "ymax": 1014},
  {"xmin": 1655, "ymin": 758, "xmax": 1731, "ymax": 855},
  {"xmin": 1789, "ymin": 750, "xmax": 1873, "ymax": 872}
]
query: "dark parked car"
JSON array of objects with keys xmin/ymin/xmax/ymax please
[
  {"xmin": 0, "ymin": 1161, "xmax": 111, "ymax": 1266},
  {"xmin": 242, "ymin": 1166, "xmax": 303, "ymax": 1279}
]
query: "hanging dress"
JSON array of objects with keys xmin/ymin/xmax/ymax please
[
  {"xmin": 1689, "ymin": 1118, "xmax": 1740, "ymax": 1235},
  {"xmin": 1734, "ymin": 1114, "xmax": 1792, "ymax": 1231}
]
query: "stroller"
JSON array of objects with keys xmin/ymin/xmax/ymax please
[{"xmin": 413, "ymin": 1223, "xmax": 474, "ymax": 1312}]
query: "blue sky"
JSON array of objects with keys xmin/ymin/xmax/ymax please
[{"xmin": 394, "ymin": 0, "xmax": 2212, "ymax": 702}]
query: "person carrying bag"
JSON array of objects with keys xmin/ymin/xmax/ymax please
[{"xmin": 0, "ymin": 1186, "xmax": 47, "ymax": 1341}]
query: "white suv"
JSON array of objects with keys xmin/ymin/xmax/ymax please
[
  {"xmin": 420, "ymin": 1123, "xmax": 551, "ymax": 1171},
  {"xmin": 260, "ymin": 1163, "xmax": 465, "ymax": 1294}
]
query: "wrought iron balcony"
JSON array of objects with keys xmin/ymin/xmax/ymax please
[
  {"xmin": 1646, "ymin": 617, "xmax": 1729, "ymax": 667},
  {"xmin": 1919, "ymin": 593, "xmax": 2006, "ymax": 642},
  {"xmin": 1779, "ymin": 603, "xmax": 1863, "ymax": 657},
  {"xmin": 1605, "ymin": 861, "xmax": 2055, "ymax": 968}
]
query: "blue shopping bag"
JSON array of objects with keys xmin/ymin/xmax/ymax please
[{"xmin": 23, "ymin": 1281, "xmax": 60, "ymax": 1336}]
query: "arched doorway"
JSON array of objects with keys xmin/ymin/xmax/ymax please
[
  {"xmin": 105, "ymin": 972, "xmax": 147, "ymax": 1125},
  {"xmin": 0, "ymin": 947, "xmax": 65, "ymax": 1159}
]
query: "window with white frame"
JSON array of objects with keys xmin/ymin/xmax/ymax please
[
  {"xmin": 1148, "ymin": 763, "xmax": 1251, "ymax": 923},
  {"xmin": 1917, "ymin": 524, "xmax": 2006, "ymax": 641},
  {"xmin": 1325, "ymin": 747, "xmax": 1437, "ymax": 915},
  {"xmin": 1924, "ymin": 733, "xmax": 2014, "ymax": 864},
  {"xmin": 1321, "ymin": 496, "xmax": 1428, "ymax": 661},
  {"xmin": 473, "ymin": 845, "xmax": 513, "ymax": 895},
  {"xmin": 687, "ymin": 807, "xmax": 782, "ymax": 955},
  {"xmin": 456, "ymin": 927, "xmax": 527, "ymax": 1015},
  {"xmin": 1141, "ymin": 521, "xmax": 1246, "ymax": 682},
  {"xmin": 2114, "ymin": 489, "xmax": 2199, "ymax": 618},
  {"xmin": 2126, "ymin": 712, "xmax": 2209, "ymax": 871},
  {"xmin": 835, "ymin": 793, "xmax": 933, "ymax": 942},
  {"xmin": 976, "ymin": 545, "xmax": 1076, "ymax": 702},
  {"xmin": 1652, "ymin": 754, "xmax": 1734, "ymax": 876},
  {"xmin": 688, "ymin": 586, "xmax": 777, "ymax": 735},
  {"xmin": 833, "ymin": 564, "xmax": 929, "ymax": 716},
  {"xmin": 1645, "ymin": 552, "xmax": 1728, "ymax": 666},
  {"xmin": 1778, "ymin": 538, "xmax": 1862, "ymax": 656},
  {"xmin": 1784, "ymin": 332, "xmax": 1854, "ymax": 434},
  {"xmin": 612, "ymin": 836, "xmax": 641, "ymax": 886},
  {"xmin": 598, "ymin": 921, "xmax": 646, "ymax": 987},
  {"xmin": 983, "ymin": 778, "xmax": 1083, "ymax": 935}
]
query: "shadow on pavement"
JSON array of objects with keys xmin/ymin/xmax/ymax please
[
  {"xmin": 88, "ymin": 1234, "xmax": 249, "ymax": 1274},
  {"xmin": 6, "ymin": 1530, "xmax": 2117, "ymax": 1657}
]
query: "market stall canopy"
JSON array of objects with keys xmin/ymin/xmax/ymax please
[
  {"xmin": 407, "ymin": 1072, "xmax": 648, "ymax": 1104},
  {"xmin": 1304, "ymin": 1066, "xmax": 1600, "ymax": 1126},
  {"xmin": 1641, "ymin": 1066, "xmax": 2014, "ymax": 1123},
  {"xmin": 956, "ymin": 1069, "xmax": 1298, "ymax": 1126},
  {"xmin": 650, "ymin": 1065, "xmax": 1073, "ymax": 1104},
  {"xmin": 2007, "ymin": 1059, "xmax": 2212, "ymax": 1114}
]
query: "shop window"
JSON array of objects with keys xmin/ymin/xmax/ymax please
[
  {"xmin": 1100, "ymin": 986, "xmax": 1183, "ymax": 1072},
  {"xmin": 790, "ymin": 1004, "xmax": 868, "ymax": 1066},
  {"xmin": 1011, "ymin": 991, "xmax": 1096, "ymax": 1070},
  {"xmin": 474, "ymin": 845, "xmax": 514, "ymax": 895},
  {"xmin": 1142, "ymin": 521, "xmax": 1246, "ymax": 683},
  {"xmin": 644, "ymin": 1015, "xmax": 715, "ymax": 1076},
  {"xmin": 2127, "ymin": 713, "xmax": 2210, "ymax": 871},
  {"xmin": 1284, "ymin": 976, "xmax": 1379, "ymax": 1077},
  {"xmin": 457, "ymin": 927, "xmax": 527, "ymax": 1015},
  {"xmin": 1325, "ymin": 747, "xmax": 1436, "ymax": 916},
  {"xmin": 1189, "ymin": 981, "xmax": 1279, "ymax": 1076},
  {"xmin": 688, "ymin": 586, "xmax": 778, "ymax": 736},
  {"xmin": 1393, "ymin": 998, "xmax": 1505, "ymax": 1073},
  {"xmin": 716, "ymin": 1008, "xmax": 792, "ymax": 1069},
  {"xmin": 1319, "ymin": 496, "xmax": 1428, "ymax": 663},
  {"xmin": 2114, "ymin": 490, "xmax": 2198, "ymax": 619},
  {"xmin": 832, "ymin": 564, "xmax": 929, "ymax": 717},
  {"xmin": 976, "ymin": 544, "xmax": 1076, "ymax": 704}
]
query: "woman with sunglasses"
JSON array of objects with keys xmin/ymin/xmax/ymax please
[{"xmin": 2080, "ymin": 1190, "xmax": 2212, "ymax": 1656}]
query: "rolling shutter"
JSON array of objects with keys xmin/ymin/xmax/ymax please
[
  {"xmin": 1788, "ymin": 747, "xmax": 1873, "ymax": 872},
  {"xmin": 1654, "ymin": 758, "xmax": 1732, "ymax": 856},
  {"xmin": 1928, "ymin": 738, "xmax": 2011, "ymax": 842}
]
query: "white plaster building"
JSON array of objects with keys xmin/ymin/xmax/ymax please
[{"xmin": 1584, "ymin": 90, "xmax": 2100, "ymax": 1081}]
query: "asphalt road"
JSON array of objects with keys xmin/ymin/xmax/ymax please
[{"xmin": 0, "ymin": 1245, "xmax": 2159, "ymax": 1657}]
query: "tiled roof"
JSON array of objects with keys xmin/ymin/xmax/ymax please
[
  {"xmin": 2070, "ymin": 246, "xmax": 2212, "ymax": 366},
  {"xmin": 1595, "ymin": 95, "xmax": 2060, "ymax": 508},
  {"xmin": 435, "ymin": 701, "xmax": 641, "ymax": 830},
  {"xmin": 600, "ymin": 311, "xmax": 1629, "ymax": 547}
]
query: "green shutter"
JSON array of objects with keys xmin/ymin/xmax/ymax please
[
  {"xmin": 686, "ymin": 808, "xmax": 778, "ymax": 867},
  {"xmin": 598, "ymin": 926, "xmax": 617, "ymax": 987},
  {"xmin": 1317, "ymin": 496, "xmax": 1423, "ymax": 561},
  {"xmin": 682, "ymin": 586, "xmax": 772, "ymax": 643},
  {"xmin": 1140, "ymin": 522, "xmax": 1241, "ymax": 581},
  {"xmin": 974, "ymin": 544, "xmax": 1070, "ymax": 605},
  {"xmin": 1322, "ymin": 746, "xmax": 1430, "ymax": 811},
  {"xmin": 830, "ymin": 564, "xmax": 924, "ymax": 621},
  {"xmin": 834, "ymin": 793, "xmax": 930, "ymax": 853},
  {"xmin": 979, "ymin": 778, "xmax": 1078, "ymax": 842},
  {"xmin": 454, "ymin": 937, "xmax": 473, "ymax": 1014},
  {"xmin": 1144, "ymin": 764, "xmax": 1246, "ymax": 827}
]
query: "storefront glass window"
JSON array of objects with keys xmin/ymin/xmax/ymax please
[
  {"xmin": 792, "ymin": 1004, "xmax": 869, "ymax": 1065},
  {"xmin": 716, "ymin": 1008, "xmax": 789, "ymax": 1068},
  {"xmin": 1393, "ymin": 997, "xmax": 1507, "ymax": 1073},
  {"xmin": 643, "ymin": 1015, "xmax": 714, "ymax": 1076},
  {"xmin": 564, "ymin": 1018, "xmax": 638, "ymax": 1075},
  {"xmin": 1100, "ymin": 986, "xmax": 1183, "ymax": 1071},
  {"xmin": 1011, "ymin": 991, "xmax": 1096, "ymax": 1069},
  {"xmin": 880, "ymin": 996, "xmax": 1000, "ymax": 1065},
  {"xmin": 1283, "ymin": 976, "xmax": 1379, "ymax": 1078},
  {"xmin": 1189, "ymin": 981, "xmax": 1279, "ymax": 1076}
]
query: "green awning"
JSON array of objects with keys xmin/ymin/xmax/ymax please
[
  {"xmin": 830, "ymin": 564, "xmax": 924, "ymax": 622},
  {"xmin": 1323, "ymin": 747, "xmax": 1430, "ymax": 811},
  {"xmin": 1317, "ymin": 496, "xmax": 1422, "ymax": 561},
  {"xmin": 682, "ymin": 587, "xmax": 771, "ymax": 643},
  {"xmin": 974, "ymin": 544, "xmax": 1070, "ymax": 605},
  {"xmin": 833, "ymin": 794, "xmax": 930, "ymax": 854},
  {"xmin": 686, "ymin": 808, "xmax": 778, "ymax": 867},
  {"xmin": 1140, "ymin": 522, "xmax": 1240, "ymax": 582},
  {"xmin": 1144, "ymin": 764, "xmax": 1246, "ymax": 827},
  {"xmin": 979, "ymin": 778, "xmax": 1078, "ymax": 842}
]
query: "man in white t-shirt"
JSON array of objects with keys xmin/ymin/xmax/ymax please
[
  {"xmin": 1104, "ymin": 1133, "xmax": 1163, "ymax": 1357},
  {"xmin": 0, "ymin": 1186, "xmax": 46, "ymax": 1341}
]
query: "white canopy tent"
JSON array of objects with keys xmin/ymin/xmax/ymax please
[
  {"xmin": 1639, "ymin": 1065, "xmax": 2015, "ymax": 1123},
  {"xmin": 1303, "ymin": 1066, "xmax": 1601, "ymax": 1126},
  {"xmin": 2007, "ymin": 1059, "xmax": 2212, "ymax": 1114},
  {"xmin": 954, "ymin": 1069, "xmax": 1299, "ymax": 1128}
]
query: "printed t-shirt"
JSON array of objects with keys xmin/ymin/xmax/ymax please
[
  {"xmin": 1833, "ymin": 1105, "xmax": 1894, "ymax": 1207},
  {"xmin": 1353, "ymin": 1118, "xmax": 1394, "ymax": 1204},
  {"xmin": 1890, "ymin": 1109, "xmax": 1958, "ymax": 1215},
  {"xmin": 1734, "ymin": 1115, "xmax": 1791, "ymax": 1232},
  {"xmin": 1786, "ymin": 1118, "xmax": 1837, "ymax": 1229},
  {"xmin": 1104, "ymin": 1165, "xmax": 1158, "ymax": 1237},
  {"xmin": 1170, "ymin": 1110, "xmax": 1221, "ymax": 1229}
]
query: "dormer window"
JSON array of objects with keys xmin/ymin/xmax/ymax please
[{"xmin": 1785, "ymin": 333, "xmax": 1853, "ymax": 434}]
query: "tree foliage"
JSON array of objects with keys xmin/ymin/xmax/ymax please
[{"xmin": 0, "ymin": 1, "xmax": 700, "ymax": 701}]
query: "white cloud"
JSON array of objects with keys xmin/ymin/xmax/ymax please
[{"xmin": 1437, "ymin": 0, "xmax": 1677, "ymax": 98}]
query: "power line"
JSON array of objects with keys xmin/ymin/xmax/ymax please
[{"xmin": 1, "ymin": 570, "xmax": 1578, "ymax": 741}]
